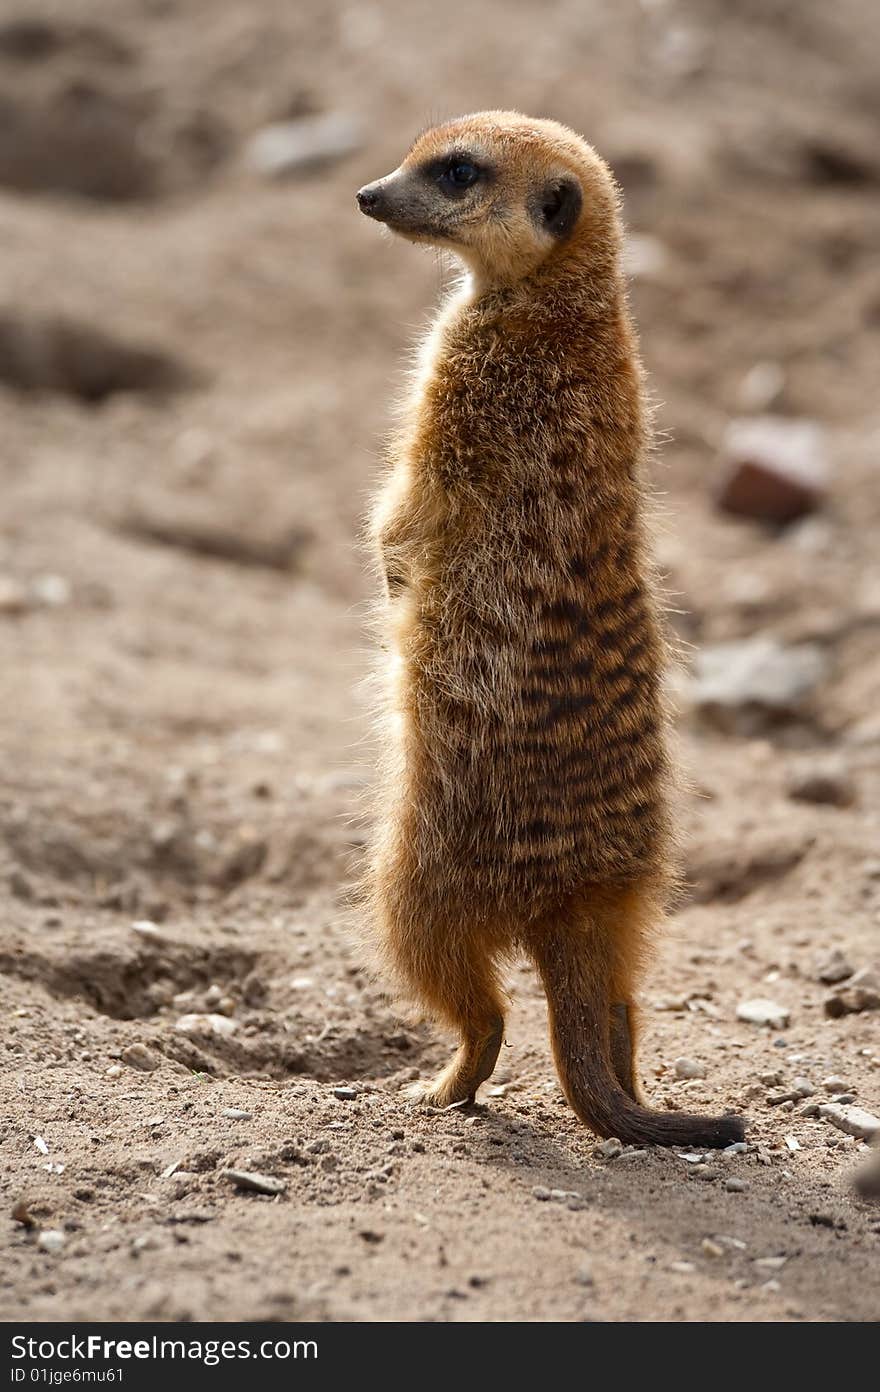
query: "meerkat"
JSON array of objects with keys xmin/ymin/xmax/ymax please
[{"xmin": 357, "ymin": 111, "xmax": 744, "ymax": 1147}]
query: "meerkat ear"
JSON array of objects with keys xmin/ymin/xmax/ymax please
[{"xmin": 534, "ymin": 176, "xmax": 583, "ymax": 240}]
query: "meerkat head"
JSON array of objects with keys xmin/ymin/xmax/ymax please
[{"xmin": 356, "ymin": 110, "xmax": 621, "ymax": 287}]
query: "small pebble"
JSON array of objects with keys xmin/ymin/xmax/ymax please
[
  {"xmin": 37, "ymin": 1230, "xmax": 66, "ymax": 1255},
  {"xmin": 531, "ymin": 1185, "xmax": 551, "ymax": 1201},
  {"xmin": 176, "ymin": 1013, "xmax": 238, "ymax": 1038},
  {"xmin": 333, "ymin": 1086, "xmax": 358, "ymax": 1101},
  {"xmin": 701, "ymin": 1238, "xmax": 725, "ymax": 1258},
  {"xmin": 822, "ymin": 1075, "xmax": 846, "ymax": 1093},
  {"xmin": 689, "ymin": 1165, "xmax": 719, "ymax": 1182},
  {"xmin": 674, "ymin": 1057, "xmax": 705, "ymax": 1079},
  {"xmin": 575, "ymin": 1262, "xmax": 594, "ymax": 1287},
  {"xmin": 788, "ymin": 767, "xmax": 855, "ymax": 810},
  {"xmin": 725, "ymin": 1178, "xmax": 749, "ymax": 1193},
  {"xmin": 221, "ymin": 1109, "xmax": 252, "ymax": 1121},
  {"xmin": 246, "ymin": 113, "xmax": 364, "ymax": 179},
  {"xmin": 121, "ymin": 1043, "xmax": 161, "ymax": 1073},
  {"xmin": 815, "ymin": 949, "xmax": 854, "ymax": 984},
  {"xmin": 596, "ymin": 1138, "xmax": 623, "ymax": 1160},
  {"xmin": 105, "ymin": 1065, "xmax": 122, "ymax": 1079},
  {"xmin": 222, "ymin": 1169, "xmax": 286, "ymax": 1196},
  {"xmin": 130, "ymin": 919, "xmax": 165, "ymax": 942},
  {"xmin": 819, "ymin": 1104, "xmax": 880, "ymax": 1142},
  {"xmin": 736, "ymin": 998, "xmax": 790, "ymax": 1029}
]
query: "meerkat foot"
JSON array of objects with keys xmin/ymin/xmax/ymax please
[{"xmin": 406, "ymin": 1016, "xmax": 504, "ymax": 1108}]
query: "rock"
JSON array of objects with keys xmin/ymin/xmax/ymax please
[
  {"xmin": 715, "ymin": 416, "xmax": 828, "ymax": 524},
  {"xmin": 850, "ymin": 966, "xmax": 880, "ymax": 992},
  {"xmin": 822, "ymin": 1076, "xmax": 847, "ymax": 1093},
  {"xmin": 801, "ymin": 134, "xmax": 880, "ymax": 187},
  {"xmin": 819, "ymin": 1104, "xmax": 880, "ymax": 1142},
  {"xmin": 11, "ymin": 1199, "xmax": 36, "ymax": 1230},
  {"xmin": 690, "ymin": 638, "xmax": 827, "ymax": 733},
  {"xmin": 246, "ymin": 113, "xmax": 363, "ymax": 179},
  {"xmin": 853, "ymin": 1145, "xmax": 880, "ymax": 1200},
  {"xmin": 725, "ymin": 1177, "xmax": 748, "ymax": 1193},
  {"xmin": 814, "ymin": 949, "xmax": 854, "ymax": 984},
  {"xmin": 767, "ymin": 1088, "xmax": 801, "ymax": 1107},
  {"xmin": 701, "ymin": 1238, "xmax": 725, "ymax": 1258},
  {"xmin": 0, "ymin": 576, "xmax": 29, "ymax": 615},
  {"xmin": 792, "ymin": 1077, "xmax": 814, "ymax": 1097},
  {"xmin": 175, "ymin": 1013, "xmax": 238, "ymax": 1038},
  {"xmin": 37, "ymin": 1229, "xmax": 66, "ymax": 1254},
  {"xmin": 788, "ymin": 764, "xmax": 855, "ymax": 808},
  {"xmin": 105, "ymin": 1064, "xmax": 122, "ymax": 1079},
  {"xmin": 653, "ymin": 994, "xmax": 689, "ymax": 1011},
  {"xmin": 222, "ymin": 1169, "xmax": 286, "ymax": 1196},
  {"xmin": 575, "ymin": 1261, "xmax": 594, "ymax": 1286},
  {"xmin": 673, "ymin": 1057, "xmax": 705, "ymax": 1079},
  {"xmin": 736, "ymin": 998, "xmax": 790, "ymax": 1029},
  {"xmin": 596, "ymin": 1138, "xmax": 623, "ymax": 1160},
  {"xmin": 333, "ymin": 1086, "xmax": 358, "ymax": 1101},
  {"xmin": 130, "ymin": 919, "xmax": 165, "ymax": 942},
  {"xmin": 32, "ymin": 574, "xmax": 71, "ymax": 607},
  {"xmin": 824, "ymin": 970, "xmax": 880, "ymax": 1018},
  {"xmin": 531, "ymin": 1186, "xmax": 551, "ymax": 1201},
  {"xmin": 121, "ymin": 1043, "xmax": 161, "ymax": 1072},
  {"xmin": 736, "ymin": 361, "xmax": 785, "ymax": 413}
]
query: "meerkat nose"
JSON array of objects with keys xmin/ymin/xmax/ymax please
[{"xmin": 357, "ymin": 183, "xmax": 384, "ymax": 217}]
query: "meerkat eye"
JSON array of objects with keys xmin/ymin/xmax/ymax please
[{"xmin": 439, "ymin": 160, "xmax": 480, "ymax": 194}]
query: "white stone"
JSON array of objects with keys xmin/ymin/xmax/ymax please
[
  {"xmin": 246, "ymin": 114, "xmax": 363, "ymax": 179},
  {"xmin": 175, "ymin": 1012, "xmax": 238, "ymax": 1038},
  {"xmin": 674, "ymin": 1056, "xmax": 706, "ymax": 1079},
  {"xmin": 37, "ymin": 1230, "xmax": 66, "ymax": 1254},
  {"xmin": 819, "ymin": 1104, "xmax": 880, "ymax": 1142},
  {"xmin": 736, "ymin": 998, "xmax": 790, "ymax": 1029}
]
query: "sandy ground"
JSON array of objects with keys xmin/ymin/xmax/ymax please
[{"xmin": 2, "ymin": 0, "xmax": 879, "ymax": 1322}]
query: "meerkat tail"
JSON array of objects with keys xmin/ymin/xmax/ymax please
[{"xmin": 527, "ymin": 890, "xmax": 746, "ymax": 1149}]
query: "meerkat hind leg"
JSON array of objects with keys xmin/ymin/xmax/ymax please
[
  {"xmin": 401, "ymin": 939, "xmax": 505, "ymax": 1108},
  {"xmin": 408, "ymin": 1014, "xmax": 504, "ymax": 1109}
]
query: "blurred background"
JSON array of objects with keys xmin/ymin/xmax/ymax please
[{"xmin": 2, "ymin": 0, "xmax": 879, "ymax": 1323}]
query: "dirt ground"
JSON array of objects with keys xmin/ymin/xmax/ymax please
[{"xmin": 2, "ymin": 0, "xmax": 879, "ymax": 1324}]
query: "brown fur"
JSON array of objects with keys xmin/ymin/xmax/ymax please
[{"xmin": 358, "ymin": 112, "xmax": 744, "ymax": 1147}]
